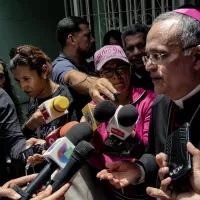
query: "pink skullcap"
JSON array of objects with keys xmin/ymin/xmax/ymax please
[{"xmin": 173, "ymin": 8, "xmax": 200, "ymax": 22}]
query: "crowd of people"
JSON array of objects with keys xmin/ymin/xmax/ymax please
[{"xmin": 0, "ymin": 5, "xmax": 200, "ymax": 200}]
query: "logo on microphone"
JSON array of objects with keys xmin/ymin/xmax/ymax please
[
  {"xmin": 57, "ymin": 143, "xmax": 73, "ymax": 163},
  {"xmin": 111, "ymin": 128, "xmax": 125, "ymax": 138}
]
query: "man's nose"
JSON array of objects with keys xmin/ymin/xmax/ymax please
[{"xmin": 145, "ymin": 62, "xmax": 158, "ymax": 72}]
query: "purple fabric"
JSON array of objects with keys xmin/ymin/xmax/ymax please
[
  {"xmin": 173, "ymin": 8, "xmax": 200, "ymax": 22},
  {"xmin": 89, "ymin": 87, "xmax": 157, "ymax": 170}
]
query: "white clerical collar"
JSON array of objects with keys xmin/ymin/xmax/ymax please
[{"xmin": 174, "ymin": 84, "xmax": 200, "ymax": 108}]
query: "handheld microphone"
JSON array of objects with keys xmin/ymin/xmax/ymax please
[
  {"xmin": 82, "ymin": 100, "xmax": 116, "ymax": 131},
  {"xmin": 52, "ymin": 140, "xmax": 95, "ymax": 192},
  {"xmin": 16, "ymin": 122, "xmax": 93, "ymax": 199},
  {"xmin": 46, "ymin": 121, "xmax": 79, "ymax": 146},
  {"xmin": 106, "ymin": 104, "xmax": 138, "ymax": 140},
  {"xmin": 38, "ymin": 96, "xmax": 69, "ymax": 124},
  {"xmin": 103, "ymin": 104, "xmax": 139, "ymax": 157}
]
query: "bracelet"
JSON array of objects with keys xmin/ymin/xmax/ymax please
[{"xmin": 21, "ymin": 122, "xmax": 36, "ymax": 137}]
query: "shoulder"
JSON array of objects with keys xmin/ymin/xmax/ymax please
[
  {"xmin": 55, "ymin": 85, "xmax": 74, "ymax": 103},
  {"xmin": 0, "ymin": 88, "xmax": 14, "ymax": 107},
  {"xmin": 52, "ymin": 56, "xmax": 76, "ymax": 69}
]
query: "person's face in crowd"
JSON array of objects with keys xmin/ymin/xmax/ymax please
[
  {"xmin": 0, "ymin": 64, "xmax": 5, "ymax": 88},
  {"xmin": 145, "ymin": 19, "xmax": 200, "ymax": 100},
  {"xmin": 75, "ymin": 24, "xmax": 95, "ymax": 59},
  {"xmin": 99, "ymin": 59, "xmax": 130, "ymax": 93},
  {"xmin": 124, "ymin": 33, "xmax": 146, "ymax": 71},
  {"xmin": 12, "ymin": 65, "xmax": 48, "ymax": 98}
]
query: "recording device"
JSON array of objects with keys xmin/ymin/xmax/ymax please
[
  {"xmin": 38, "ymin": 96, "xmax": 69, "ymax": 124},
  {"xmin": 52, "ymin": 140, "xmax": 95, "ymax": 192},
  {"xmin": 20, "ymin": 143, "xmax": 48, "ymax": 163},
  {"xmin": 104, "ymin": 104, "xmax": 140, "ymax": 157},
  {"xmin": 82, "ymin": 100, "xmax": 116, "ymax": 131},
  {"xmin": 165, "ymin": 122, "xmax": 192, "ymax": 182},
  {"xmin": 14, "ymin": 122, "xmax": 93, "ymax": 199},
  {"xmin": 20, "ymin": 121, "xmax": 79, "ymax": 163}
]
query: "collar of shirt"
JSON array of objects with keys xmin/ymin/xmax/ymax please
[{"xmin": 174, "ymin": 84, "xmax": 200, "ymax": 108}]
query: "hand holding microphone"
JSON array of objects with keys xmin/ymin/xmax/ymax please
[{"xmin": 15, "ymin": 122, "xmax": 93, "ymax": 199}]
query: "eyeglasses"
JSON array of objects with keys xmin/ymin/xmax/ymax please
[
  {"xmin": 100, "ymin": 65, "xmax": 130, "ymax": 78},
  {"xmin": 142, "ymin": 43, "xmax": 199, "ymax": 66}
]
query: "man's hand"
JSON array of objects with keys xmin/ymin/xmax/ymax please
[
  {"xmin": 30, "ymin": 183, "xmax": 71, "ymax": 200},
  {"xmin": 26, "ymin": 138, "xmax": 46, "ymax": 149},
  {"xmin": 89, "ymin": 78, "xmax": 117, "ymax": 104},
  {"xmin": 96, "ymin": 161, "xmax": 142, "ymax": 189},
  {"xmin": 1, "ymin": 174, "xmax": 71, "ymax": 200},
  {"xmin": 146, "ymin": 142, "xmax": 200, "ymax": 200},
  {"xmin": 0, "ymin": 174, "xmax": 38, "ymax": 199}
]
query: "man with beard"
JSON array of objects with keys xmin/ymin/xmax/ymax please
[
  {"xmin": 52, "ymin": 16, "xmax": 108, "ymax": 200},
  {"xmin": 122, "ymin": 24, "xmax": 154, "ymax": 90}
]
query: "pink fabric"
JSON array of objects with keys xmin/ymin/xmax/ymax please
[
  {"xmin": 89, "ymin": 87, "xmax": 157, "ymax": 169},
  {"xmin": 173, "ymin": 8, "xmax": 200, "ymax": 22},
  {"xmin": 94, "ymin": 45, "xmax": 129, "ymax": 71}
]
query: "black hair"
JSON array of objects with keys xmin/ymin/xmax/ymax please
[
  {"xmin": 56, "ymin": 16, "xmax": 89, "ymax": 49},
  {"xmin": 103, "ymin": 30, "xmax": 122, "ymax": 46},
  {"xmin": 122, "ymin": 24, "xmax": 150, "ymax": 47}
]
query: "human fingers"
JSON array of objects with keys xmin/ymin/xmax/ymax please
[
  {"xmin": 159, "ymin": 167, "xmax": 169, "ymax": 181},
  {"xmin": 146, "ymin": 187, "xmax": 171, "ymax": 200},
  {"xmin": 0, "ymin": 188, "xmax": 21, "ymax": 199},
  {"xmin": 160, "ymin": 177, "xmax": 172, "ymax": 193},
  {"xmin": 156, "ymin": 153, "xmax": 168, "ymax": 168}
]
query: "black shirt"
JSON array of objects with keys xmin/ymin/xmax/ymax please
[
  {"xmin": 28, "ymin": 85, "xmax": 79, "ymax": 139},
  {"xmin": 0, "ymin": 88, "xmax": 26, "ymax": 185}
]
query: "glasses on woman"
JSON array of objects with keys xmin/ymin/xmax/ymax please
[{"xmin": 100, "ymin": 65, "xmax": 130, "ymax": 78}]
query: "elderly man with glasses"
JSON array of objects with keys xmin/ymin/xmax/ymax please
[{"xmin": 96, "ymin": 8, "xmax": 200, "ymax": 200}]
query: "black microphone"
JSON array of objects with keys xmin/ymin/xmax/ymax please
[
  {"xmin": 14, "ymin": 122, "xmax": 93, "ymax": 200},
  {"xmin": 93, "ymin": 100, "xmax": 116, "ymax": 123},
  {"xmin": 52, "ymin": 140, "xmax": 95, "ymax": 192}
]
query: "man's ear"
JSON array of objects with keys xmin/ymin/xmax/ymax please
[
  {"xmin": 68, "ymin": 34, "xmax": 76, "ymax": 46},
  {"xmin": 194, "ymin": 45, "xmax": 200, "ymax": 70}
]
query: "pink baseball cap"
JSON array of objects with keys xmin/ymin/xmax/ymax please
[
  {"xmin": 173, "ymin": 8, "xmax": 200, "ymax": 22},
  {"xmin": 94, "ymin": 45, "xmax": 129, "ymax": 71}
]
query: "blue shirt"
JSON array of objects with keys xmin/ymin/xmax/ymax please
[{"xmin": 52, "ymin": 52, "xmax": 79, "ymax": 84}]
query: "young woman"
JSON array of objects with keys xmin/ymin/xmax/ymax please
[
  {"xmin": 10, "ymin": 45, "xmax": 79, "ymax": 140},
  {"xmin": 88, "ymin": 45, "xmax": 157, "ymax": 199}
]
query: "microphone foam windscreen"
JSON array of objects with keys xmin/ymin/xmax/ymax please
[
  {"xmin": 118, "ymin": 104, "xmax": 138, "ymax": 127},
  {"xmin": 72, "ymin": 140, "xmax": 95, "ymax": 161},
  {"xmin": 59, "ymin": 121, "xmax": 79, "ymax": 137},
  {"xmin": 93, "ymin": 100, "xmax": 116, "ymax": 122},
  {"xmin": 66, "ymin": 122, "xmax": 93, "ymax": 145}
]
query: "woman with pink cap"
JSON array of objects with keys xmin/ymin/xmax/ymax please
[{"xmin": 88, "ymin": 45, "xmax": 157, "ymax": 199}]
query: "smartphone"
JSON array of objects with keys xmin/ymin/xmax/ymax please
[{"xmin": 165, "ymin": 122, "xmax": 192, "ymax": 182}]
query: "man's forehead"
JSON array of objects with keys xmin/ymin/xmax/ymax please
[
  {"xmin": 79, "ymin": 23, "xmax": 90, "ymax": 32},
  {"xmin": 125, "ymin": 33, "xmax": 145, "ymax": 45},
  {"xmin": 146, "ymin": 19, "xmax": 180, "ymax": 51}
]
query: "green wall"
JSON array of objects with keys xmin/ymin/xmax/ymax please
[{"xmin": 0, "ymin": 0, "xmax": 65, "ymax": 62}]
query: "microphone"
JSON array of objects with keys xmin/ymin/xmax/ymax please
[
  {"xmin": 38, "ymin": 96, "xmax": 69, "ymax": 124},
  {"xmin": 103, "ymin": 104, "xmax": 139, "ymax": 157},
  {"xmin": 16, "ymin": 122, "xmax": 93, "ymax": 199},
  {"xmin": 82, "ymin": 100, "xmax": 116, "ymax": 131},
  {"xmin": 46, "ymin": 121, "xmax": 79, "ymax": 146},
  {"xmin": 106, "ymin": 104, "xmax": 138, "ymax": 140},
  {"xmin": 52, "ymin": 140, "xmax": 95, "ymax": 192}
]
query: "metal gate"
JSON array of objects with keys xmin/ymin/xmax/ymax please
[{"xmin": 64, "ymin": 0, "xmax": 189, "ymax": 48}]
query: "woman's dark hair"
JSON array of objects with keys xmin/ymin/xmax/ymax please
[
  {"xmin": 103, "ymin": 30, "xmax": 122, "ymax": 46},
  {"xmin": 10, "ymin": 45, "xmax": 51, "ymax": 77}
]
